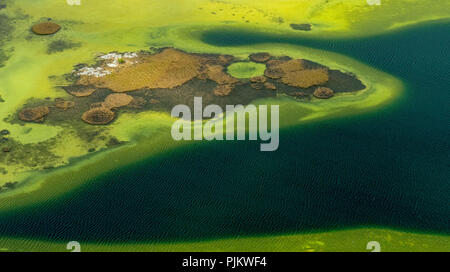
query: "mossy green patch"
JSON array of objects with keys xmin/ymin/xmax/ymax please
[{"xmin": 227, "ymin": 62, "xmax": 266, "ymax": 79}]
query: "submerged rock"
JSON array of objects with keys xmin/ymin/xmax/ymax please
[
  {"xmin": 90, "ymin": 102, "xmax": 104, "ymax": 109},
  {"xmin": 214, "ymin": 84, "xmax": 234, "ymax": 96},
  {"xmin": 55, "ymin": 99, "xmax": 75, "ymax": 110},
  {"xmin": 31, "ymin": 22, "xmax": 61, "ymax": 35},
  {"xmin": 264, "ymin": 82, "xmax": 277, "ymax": 90},
  {"xmin": 290, "ymin": 23, "xmax": 312, "ymax": 31},
  {"xmin": 250, "ymin": 83, "xmax": 264, "ymax": 90},
  {"xmin": 47, "ymin": 40, "xmax": 81, "ymax": 54},
  {"xmin": 250, "ymin": 76, "xmax": 267, "ymax": 83},
  {"xmin": 313, "ymin": 87, "xmax": 334, "ymax": 99},
  {"xmin": 106, "ymin": 137, "xmax": 122, "ymax": 147},
  {"xmin": 128, "ymin": 96, "xmax": 147, "ymax": 109},
  {"xmin": 18, "ymin": 106, "xmax": 50, "ymax": 122},
  {"xmin": 292, "ymin": 91, "xmax": 309, "ymax": 99}
]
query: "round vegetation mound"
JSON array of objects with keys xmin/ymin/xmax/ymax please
[
  {"xmin": 227, "ymin": 62, "xmax": 266, "ymax": 79},
  {"xmin": 314, "ymin": 87, "xmax": 335, "ymax": 99},
  {"xmin": 103, "ymin": 93, "xmax": 133, "ymax": 109},
  {"xmin": 31, "ymin": 22, "xmax": 61, "ymax": 35},
  {"xmin": 18, "ymin": 106, "xmax": 50, "ymax": 122},
  {"xmin": 81, "ymin": 107, "xmax": 115, "ymax": 125},
  {"xmin": 249, "ymin": 53, "xmax": 271, "ymax": 63}
]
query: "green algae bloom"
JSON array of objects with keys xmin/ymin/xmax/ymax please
[{"xmin": 227, "ymin": 62, "xmax": 266, "ymax": 79}]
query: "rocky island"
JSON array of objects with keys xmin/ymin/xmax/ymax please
[{"xmin": 16, "ymin": 47, "xmax": 366, "ymax": 126}]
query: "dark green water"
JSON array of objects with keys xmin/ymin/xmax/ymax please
[{"xmin": 0, "ymin": 22, "xmax": 449, "ymax": 243}]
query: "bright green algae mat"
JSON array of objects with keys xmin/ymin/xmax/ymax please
[
  {"xmin": 227, "ymin": 62, "xmax": 266, "ymax": 79},
  {"xmin": 0, "ymin": 0, "xmax": 449, "ymax": 251}
]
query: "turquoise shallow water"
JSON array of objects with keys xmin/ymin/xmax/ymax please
[{"xmin": 0, "ymin": 22, "xmax": 448, "ymax": 243}]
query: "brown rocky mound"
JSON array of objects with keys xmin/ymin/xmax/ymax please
[
  {"xmin": 78, "ymin": 48, "xmax": 205, "ymax": 92},
  {"xmin": 31, "ymin": 22, "xmax": 61, "ymax": 35},
  {"xmin": 19, "ymin": 106, "xmax": 50, "ymax": 122},
  {"xmin": 81, "ymin": 107, "xmax": 115, "ymax": 125},
  {"xmin": 249, "ymin": 53, "xmax": 271, "ymax": 63},
  {"xmin": 313, "ymin": 87, "xmax": 334, "ymax": 99},
  {"xmin": 103, "ymin": 93, "xmax": 133, "ymax": 109}
]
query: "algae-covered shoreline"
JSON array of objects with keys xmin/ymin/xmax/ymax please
[{"xmin": 1, "ymin": 227, "xmax": 449, "ymax": 252}]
